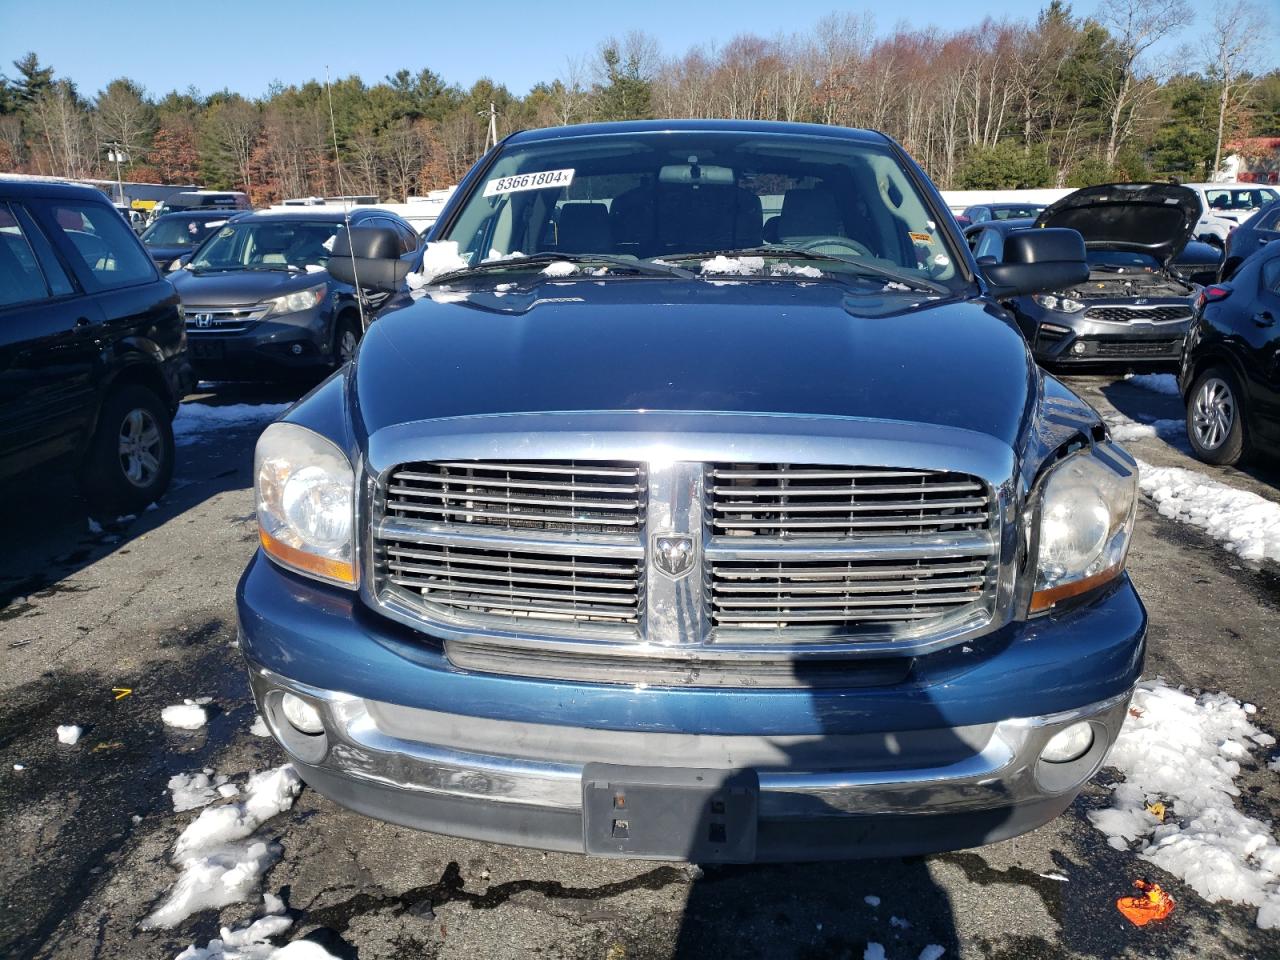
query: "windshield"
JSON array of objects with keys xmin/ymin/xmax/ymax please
[
  {"xmin": 190, "ymin": 219, "xmax": 341, "ymax": 272},
  {"xmin": 437, "ymin": 130, "xmax": 961, "ymax": 288},
  {"xmin": 1087, "ymin": 250, "xmax": 1160, "ymax": 271},
  {"xmin": 1204, "ymin": 187, "xmax": 1278, "ymax": 212},
  {"xmin": 990, "ymin": 206, "xmax": 1043, "ymax": 220},
  {"xmin": 140, "ymin": 216, "xmax": 225, "ymax": 248}
]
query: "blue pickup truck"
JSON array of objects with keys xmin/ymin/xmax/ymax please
[{"xmin": 237, "ymin": 120, "xmax": 1144, "ymax": 862}]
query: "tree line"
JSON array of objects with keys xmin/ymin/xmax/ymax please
[{"xmin": 1, "ymin": 0, "xmax": 1276, "ymax": 205}]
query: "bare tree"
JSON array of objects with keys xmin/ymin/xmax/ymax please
[
  {"xmin": 203, "ymin": 98, "xmax": 261, "ymax": 191},
  {"xmin": 30, "ymin": 81, "xmax": 92, "ymax": 178},
  {"xmin": 1206, "ymin": 0, "xmax": 1263, "ymax": 177},
  {"xmin": 552, "ymin": 57, "xmax": 590, "ymax": 125},
  {"xmin": 94, "ymin": 78, "xmax": 156, "ymax": 165},
  {"xmin": 1095, "ymin": 0, "xmax": 1193, "ymax": 167}
]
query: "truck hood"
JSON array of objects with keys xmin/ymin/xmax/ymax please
[
  {"xmin": 168, "ymin": 268, "xmax": 329, "ymax": 306},
  {"xmin": 353, "ymin": 278, "xmax": 1037, "ymax": 448},
  {"xmin": 1035, "ymin": 182, "xmax": 1200, "ymax": 264}
]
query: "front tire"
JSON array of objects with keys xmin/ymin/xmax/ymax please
[
  {"xmin": 80, "ymin": 384, "xmax": 176, "ymax": 515},
  {"xmin": 333, "ymin": 314, "xmax": 362, "ymax": 368},
  {"xmin": 1186, "ymin": 366, "xmax": 1249, "ymax": 465}
]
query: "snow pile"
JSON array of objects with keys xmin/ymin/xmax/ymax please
[
  {"xmin": 541, "ymin": 260, "xmax": 578, "ymax": 277},
  {"xmin": 1106, "ymin": 418, "xmax": 1183, "ymax": 443},
  {"xmin": 864, "ymin": 894, "xmax": 880, "ymax": 907},
  {"xmin": 1137, "ymin": 459, "xmax": 1280, "ymax": 562},
  {"xmin": 918, "ymin": 948, "xmax": 946, "ymax": 960},
  {"xmin": 143, "ymin": 765, "xmax": 302, "ymax": 930},
  {"xmin": 1127, "ymin": 373, "xmax": 1180, "ymax": 396},
  {"xmin": 56, "ymin": 725, "xmax": 82, "ymax": 746},
  {"xmin": 405, "ymin": 240, "xmax": 470, "ymax": 289},
  {"xmin": 700, "ymin": 255, "xmax": 765, "ymax": 276},
  {"xmin": 169, "ymin": 769, "xmax": 239, "ymax": 812},
  {"xmin": 173, "ymin": 404, "xmax": 289, "ymax": 447},
  {"xmin": 1089, "ymin": 680, "xmax": 1280, "ymax": 929},
  {"xmin": 250, "ymin": 715, "xmax": 271, "ymax": 738},
  {"xmin": 162, "ymin": 701, "xmax": 209, "ymax": 730},
  {"xmin": 172, "ymin": 891, "xmax": 340, "ymax": 959},
  {"xmin": 863, "ymin": 946, "xmax": 885, "ymax": 960}
]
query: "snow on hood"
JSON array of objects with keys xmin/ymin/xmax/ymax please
[{"xmin": 1035, "ymin": 183, "xmax": 1200, "ymax": 265}]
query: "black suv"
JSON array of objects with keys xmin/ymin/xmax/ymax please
[
  {"xmin": 168, "ymin": 208, "xmax": 422, "ymax": 379},
  {"xmin": 0, "ymin": 178, "xmax": 192, "ymax": 513}
]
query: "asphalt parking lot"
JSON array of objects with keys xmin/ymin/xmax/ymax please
[{"xmin": 2, "ymin": 374, "xmax": 1279, "ymax": 960}]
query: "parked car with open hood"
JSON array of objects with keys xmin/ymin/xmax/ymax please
[
  {"xmin": 966, "ymin": 183, "xmax": 1200, "ymax": 369},
  {"xmin": 238, "ymin": 119, "xmax": 1145, "ymax": 864},
  {"xmin": 138, "ymin": 209, "xmax": 243, "ymax": 269},
  {"xmin": 168, "ymin": 207, "xmax": 422, "ymax": 380},
  {"xmin": 1180, "ymin": 239, "xmax": 1280, "ymax": 465}
]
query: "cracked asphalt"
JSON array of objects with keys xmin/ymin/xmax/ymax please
[{"xmin": 1, "ymin": 375, "xmax": 1279, "ymax": 960}]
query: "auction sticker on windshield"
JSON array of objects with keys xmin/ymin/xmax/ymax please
[{"xmin": 483, "ymin": 168, "xmax": 575, "ymax": 197}]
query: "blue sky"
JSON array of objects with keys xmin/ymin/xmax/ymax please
[{"xmin": 1, "ymin": 0, "xmax": 1272, "ymax": 99}]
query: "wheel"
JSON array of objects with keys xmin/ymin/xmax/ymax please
[
  {"xmin": 1186, "ymin": 366, "xmax": 1249, "ymax": 465},
  {"xmin": 80, "ymin": 384, "xmax": 175, "ymax": 515},
  {"xmin": 333, "ymin": 314, "xmax": 362, "ymax": 368}
]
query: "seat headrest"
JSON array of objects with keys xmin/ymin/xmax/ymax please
[{"xmin": 778, "ymin": 188, "xmax": 843, "ymax": 239}]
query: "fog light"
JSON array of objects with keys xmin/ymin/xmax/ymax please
[
  {"xmin": 1041, "ymin": 721, "xmax": 1094, "ymax": 763},
  {"xmin": 291, "ymin": 343, "xmax": 304, "ymax": 355},
  {"xmin": 1071, "ymin": 341, "xmax": 1088, "ymax": 356},
  {"xmin": 280, "ymin": 692, "xmax": 324, "ymax": 735}
]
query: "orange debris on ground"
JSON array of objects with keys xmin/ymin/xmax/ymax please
[{"xmin": 1117, "ymin": 879, "xmax": 1176, "ymax": 926}]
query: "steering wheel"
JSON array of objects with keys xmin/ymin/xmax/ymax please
[{"xmin": 793, "ymin": 235, "xmax": 873, "ymax": 258}]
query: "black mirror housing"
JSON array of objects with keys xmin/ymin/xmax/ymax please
[
  {"xmin": 980, "ymin": 227, "xmax": 1088, "ymax": 299},
  {"xmin": 328, "ymin": 226, "xmax": 409, "ymax": 293}
]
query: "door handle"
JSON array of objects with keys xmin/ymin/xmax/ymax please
[{"xmin": 1254, "ymin": 312, "xmax": 1275, "ymax": 328}]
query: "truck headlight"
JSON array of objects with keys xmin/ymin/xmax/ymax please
[
  {"xmin": 262, "ymin": 283, "xmax": 327, "ymax": 317},
  {"xmin": 1032, "ymin": 293, "xmax": 1086, "ymax": 313},
  {"xmin": 255, "ymin": 422, "xmax": 356, "ymax": 587},
  {"xmin": 1030, "ymin": 450, "xmax": 1136, "ymax": 613}
]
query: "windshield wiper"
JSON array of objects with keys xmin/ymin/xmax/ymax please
[
  {"xmin": 661, "ymin": 246, "xmax": 952, "ymax": 295},
  {"xmin": 433, "ymin": 252, "xmax": 696, "ymax": 284}
]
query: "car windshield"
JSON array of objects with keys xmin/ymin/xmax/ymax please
[
  {"xmin": 189, "ymin": 219, "xmax": 341, "ymax": 272},
  {"xmin": 140, "ymin": 216, "xmax": 226, "ymax": 248},
  {"xmin": 437, "ymin": 130, "xmax": 962, "ymax": 289},
  {"xmin": 990, "ymin": 206, "xmax": 1043, "ymax": 220},
  {"xmin": 1204, "ymin": 187, "xmax": 1278, "ymax": 211},
  {"xmin": 1087, "ymin": 250, "xmax": 1160, "ymax": 271}
]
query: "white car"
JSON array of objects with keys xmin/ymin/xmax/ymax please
[{"xmin": 1183, "ymin": 182, "xmax": 1279, "ymax": 246}]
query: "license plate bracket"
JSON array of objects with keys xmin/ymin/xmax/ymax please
[{"xmin": 582, "ymin": 764, "xmax": 758, "ymax": 862}]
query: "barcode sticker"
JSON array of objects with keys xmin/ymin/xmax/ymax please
[{"xmin": 483, "ymin": 168, "xmax": 575, "ymax": 197}]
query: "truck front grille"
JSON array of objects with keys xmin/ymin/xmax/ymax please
[
  {"xmin": 385, "ymin": 460, "xmax": 645, "ymax": 534},
  {"xmin": 709, "ymin": 463, "xmax": 990, "ymax": 537},
  {"xmin": 382, "ymin": 538, "xmax": 641, "ymax": 626},
  {"xmin": 709, "ymin": 554, "xmax": 991, "ymax": 631}
]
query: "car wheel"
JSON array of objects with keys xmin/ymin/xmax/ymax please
[
  {"xmin": 80, "ymin": 384, "xmax": 176, "ymax": 515},
  {"xmin": 334, "ymin": 315, "xmax": 362, "ymax": 367},
  {"xmin": 1186, "ymin": 366, "xmax": 1249, "ymax": 465}
]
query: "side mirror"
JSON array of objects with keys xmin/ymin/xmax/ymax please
[
  {"xmin": 327, "ymin": 227, "xmax": 410, "ymax": 294},
  {"xmin": 979, "ymin": 227, "xmax": 1088, "ymax": 299}
]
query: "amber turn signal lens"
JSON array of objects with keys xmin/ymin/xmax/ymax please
[
  {"xmin": 1029, "ymin": 562, "xmax": 1122, "ymax": 613},
  {"xmin": 260, "ymin": 529, "xmax": 356, "ymax": 585}
]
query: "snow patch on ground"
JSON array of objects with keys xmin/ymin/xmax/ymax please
[
  {"xmin": 173, "ymin": 404, "xmax": 289, "ymax": 447},
  {"xmin": 863, "ymin": 945, "xmax": 886, "ymax": 960},
  {"xmin": 250, "ymin": 715, "xmax": 270, "ymax": 738},
  {"xmin": 918, "ymin": 947, "xmax": 946, "ymax": 960},
  {"xmin": 162, "ymin": 702, "xmax": 209, "ymax": 730},
  {"xmin": 1089, "ymin": 679, "xmax": 1280, "ymax": 929},
  {"xmin": 56, "ymin": 724, "xmax": 82, "ymax": 745},
  {"xmin": 143, "ymin": 765, "xmax": 302, "ymax": 930},
  {"xmin": 1127, "ymin": 372, "xmax": 1180, "ymax": 396},
  {"xmin": 1137, "ymin": 458, "xmax": 1280, "ymax": 562},
  {"xmin": 169, "ymin": 769, "xmax": 237, "ymax": 812},
  {"xmin": 406, "ymin": 240, "xmax": 471, "ymax": 289},
  {"xmin": 864, "ymin": 894, "xmax": 880, "ymax": 906},
  {"xmin": 1106, "ymin": 418, "xmax": 1183, "ymax": 443},
  {"xmin": 173, "ymin": 891, "xmax": 339, "ymax": 959}
]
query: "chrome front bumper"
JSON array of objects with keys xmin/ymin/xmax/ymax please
[{"xmin": 248, "ymin": 663, "xmax": 1132, "ymax": 859}]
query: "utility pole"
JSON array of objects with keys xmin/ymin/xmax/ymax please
[
  {"xmin": 484, "ymin": 102, "xmax": 499, "ymax": 152},
  {"xmin": 106, "ymin": 142, "xmax": 127, "ymax": 205}
]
